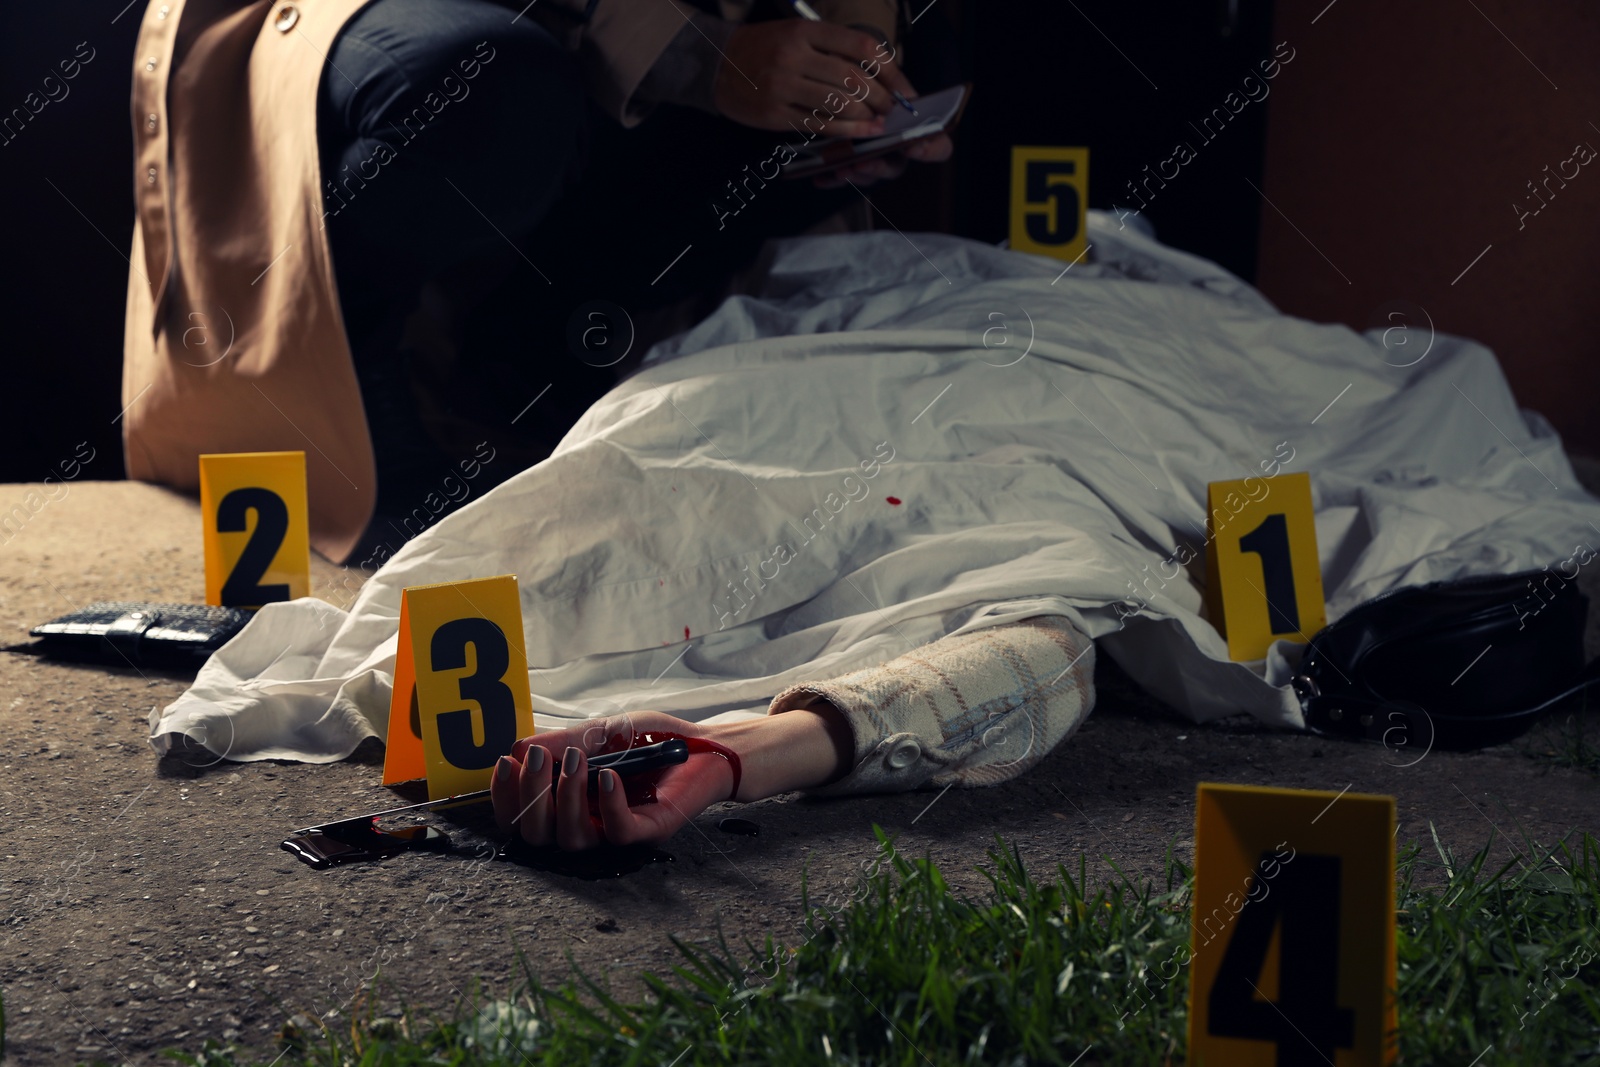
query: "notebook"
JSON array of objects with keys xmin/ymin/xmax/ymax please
[{"xmin": 780, "ymin": 82, "xmax": 971, "ymax": 180}]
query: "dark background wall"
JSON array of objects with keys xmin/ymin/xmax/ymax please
[
  {"xmin": 946, "ymin": 0, "xmax": 1277, "ymax": 280},
  {"xmin": 0, "ymin": 3, "xmax": 143, "ymax": 484},
  {"xmin": 1256, "ymin": 0, "xmax": 1600, "ymax": 458}
]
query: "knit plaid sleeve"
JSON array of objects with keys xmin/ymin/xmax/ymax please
[{"xmin": 766, "ymin": 615, "xmax": 1095, "ymax": 795}]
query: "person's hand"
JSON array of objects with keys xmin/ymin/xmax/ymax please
[
  {"xmin": 813, "ymin": 132, "xmax": 954, "ymax": 189},
  {"xmin": 490, "ymin": 705, "xmax": 855, "ymax": 851},
  {"xmin": 714, "ymin": 21, "xmax": 905, "ymax": 138},
  {"xmin": 490, "ymin": 711, "xmax": 731, "ymax": 851}
]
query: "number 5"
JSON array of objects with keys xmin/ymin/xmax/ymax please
[{"xmin": 1024, "ymin": 160, "xmax": 1081, "ymax": 245}]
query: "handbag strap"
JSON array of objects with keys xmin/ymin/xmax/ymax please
[{"xmin": 1298, "ymin": 656, "xmax": 1600, "ymax": 746}]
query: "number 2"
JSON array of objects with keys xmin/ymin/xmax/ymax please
[
  {"xmin": 1208, "ymin": 852, "xmax": 1355, "ymax": 1064},
  {"xmin": 1024, "ymin": 160, "xmax": 1081, "ymax": 245},
  {"xmin": 216, "ymin": 487, "xmax": 291, "ymax": 606},
  {"xmin": 429, "ymin": 617, "xmax": 518, "ymax": 770},
  {"xmin": 1238, "ymin": 512, "xmax": 1300, "ymax": 635}
]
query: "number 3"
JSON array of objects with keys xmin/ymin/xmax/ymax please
[{"xmin": 429, "ymin": 617, "xmax": 518, "ymax": 770}]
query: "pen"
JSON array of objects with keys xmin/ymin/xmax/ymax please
[{"xmin": 787, "ymin": 0, "xmax": 919, "ymax": 116}]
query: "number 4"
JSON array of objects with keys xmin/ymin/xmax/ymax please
[{"xmin": 1208, "ymin": 852, "xmax": 1355, "ymax": 1064}]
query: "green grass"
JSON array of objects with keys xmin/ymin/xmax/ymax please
[
  {"xmin": 1530, "ymin": 706, "xmax": 1600, "ymax": 775},
  {"xmin": 1396, "ymin": 825, "xmax": 1600, "ymax": 1062},
  {"xmin": 21, "ymin": 825, "xmax": 1600, "ymax": 1066}
]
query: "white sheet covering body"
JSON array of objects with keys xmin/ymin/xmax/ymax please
[{"xmin": 152, "ymin": 212, "xmax": 1600, "ymax": 763}]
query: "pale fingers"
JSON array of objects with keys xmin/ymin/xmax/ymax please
[
  {"xmin": 861, "ymin": 48, "xmax": 915, "ymax": 99},
  {"xmin": 787, "ymin": 104, "xmax": 883, "ymax": 141},
  {"xmin": 491, "ymin": 754, "xmax": 520, "ymax": 834},
  {"xmin": 516, "ymin": 744, "xmax": 554, "ymax": 846},
  {"xmin": 794, "ymin": 54, "xmax": 888, "ymax": 120},
  {"xmin": 595, "ymin": 768, "xmax": 656, "ymax": 846},
  {"xmin": 904, "ymin": 133, "xmax": 954, "ymax": 163},
  {"xmin": 554, "ymin": 746, "xmax": 599, "ymax": 850}
]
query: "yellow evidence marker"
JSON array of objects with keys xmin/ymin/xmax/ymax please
[
  {"xmin": 199, "ymin": 451, "xmax": 311, "ymax": 607},
  {"xmin": 1203, "ymin": 470, "xmax": 1326, "ymax": 661},
  {"xmin": 1187, "ymin": 783, "xmax": 1397, "ymax": 1066},
  {"xmin": 1009, "ymin": 146, "xmax": 1089, "ymax": 263},
  {"xmin": 383, "ymin": 574, "xmax": 535, "ymax": 798}
]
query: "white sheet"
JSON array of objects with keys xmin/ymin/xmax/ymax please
[{"xmin": 151, "ymin": 211, "xmax": 1600, "ymax": 763}]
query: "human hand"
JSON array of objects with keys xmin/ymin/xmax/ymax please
[
  {"xmin": 490, "ymin": 704, "xmax": 854, "ymax": 851},
  {"xmin": 812, "ymin": 131, "xmax": 954, "ymax": 189},
  {"xmin": 807, "ymin": 37, "xmax": 953, "ymax": 189},
  {"xmin": 490, "ymin": 711, "xmax": 733, "ymax": 851},
  {"xmin": 714, "ymin": 21, "xmax": 903, "ymax": 138}
]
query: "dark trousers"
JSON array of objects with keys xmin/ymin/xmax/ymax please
[{"xmin": 318, "ymin": 0, "xmax": 956, "ymax": 558}]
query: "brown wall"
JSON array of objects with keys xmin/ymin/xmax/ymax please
[{"xmin": 1258, "ymin": 0, "xmax": 1600, "ymax": 456}]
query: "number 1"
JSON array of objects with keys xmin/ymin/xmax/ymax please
[{"xmin": 1238, "ymin": 512, "xmax": 1300, "ymax": 635}]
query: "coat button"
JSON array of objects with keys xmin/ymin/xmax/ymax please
[
  {"xmin": 157, "ymin": 4, "xmax": 170, "ymax": 17},
  {"xmin": 886, "ymin": 738, "xmax": 921, "ymax": 770},
  {"xmin": 146, "ymin": 113, "xmax": 159, "ymax": 132},
  {"xmin": 274, "ymin": 5, "xmax": 299, "ymax": 31},
  {"xmin": 144, "ymin": 56, "xmax": 158, "ymax": 71},
  {"xmin": 147, "ymin": 166, "xmax": 158, "ymax": 185}
]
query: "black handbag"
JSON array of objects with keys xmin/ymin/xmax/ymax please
[{"xmin": 1294, "ymin": 569, "xmax": 1600, "ymax": 752}]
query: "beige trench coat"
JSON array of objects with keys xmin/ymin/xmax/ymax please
[{"xmin": 122, "ymin": 0, "xmax": 895, "ymax": 562}]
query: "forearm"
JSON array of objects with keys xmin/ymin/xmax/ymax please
[
  {"xmin": 760, "ymin": 615, "xmax": 1096, "ymax": 796},
  {"xmin": 634, "ymin": 616, "xmax": 1094, "ymax": 809},
  {"xmin": 493, "ymin": 620, "xmax": 1085, "ymax": 849},
  {"xmin": 707, "ymin": 703, "xmax": 854, "ymax": 801}
]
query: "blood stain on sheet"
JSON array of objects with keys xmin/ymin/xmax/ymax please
[
  {"xmin": 684, "ymin": 626, "xmax": 691, "ymax": 640},
  {"xmin": 886, "ymin": 496, "xmax": 902, "ymax": 506}
]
